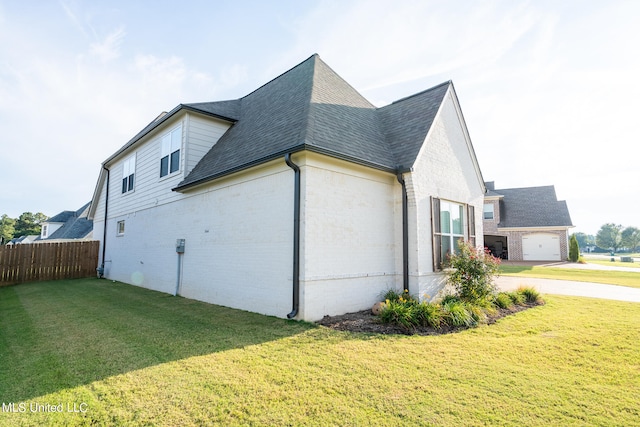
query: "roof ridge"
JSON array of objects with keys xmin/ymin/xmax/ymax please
[
  {"xmin": 240, "ymin": 54, "xmax": 319, "ymax": 100},
  {"xmin": 387, "ymin": 80, "xmax": 452, "ymax": 106}
]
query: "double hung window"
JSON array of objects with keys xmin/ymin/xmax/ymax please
[
  {"xmin": 432, "ymin": 198, "xmax": 476, "ymax": 270},
  {"xmin": 121, "ymin": 155, "xmax": 136, "ymax": 194},
  {"xmin": 483, "ymin": 203, "xmax": 494, "ymax": 220},
  {"xmin": 160, "ymin": 126, "xmax": 182, "ymax": 177}
]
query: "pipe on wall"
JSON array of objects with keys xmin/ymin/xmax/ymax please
[
  {"xmin": 284, "ymin": 153, "xmax": 300, "ymax": 319},
  {"xmin": 99, "ymin": 165, "xmax": 110, "ymax": 278},
  {"xmin": 396, "ymin": 172, "xmax": 409, "ymax": 292}
]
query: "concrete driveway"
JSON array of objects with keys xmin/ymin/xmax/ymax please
[{"xmin": 496, "ymin": 261, "xmax": 640, "ymax": 303}]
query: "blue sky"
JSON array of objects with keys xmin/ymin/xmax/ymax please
[{"xmin": 1, "ymin": 0, "xmax": 638, "ymax": 235}]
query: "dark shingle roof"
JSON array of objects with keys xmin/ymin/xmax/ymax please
[
  {"xmin": 378, "ymin": 82, "xmax": 450, "ymax": 169},
  {"xmin": 46, "ymin": 202, "xmax": 93, "ymax": 240},
  {"xmin": 174, "ymin": 54, "xmax": 452, "ymax": 190},
  {"xmin": 493, "ymin": 186, "xmax": 573, "ymax": 228}
]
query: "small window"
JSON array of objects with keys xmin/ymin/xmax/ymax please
[
  {"xmin": 117, "ymin": 220, "xmax": 125, "ymax": 235},
  {"xmin": 160, "ymin": 126, "xmax": 182, "ymax": 177},
  {"xmin": 483, "ymin": 203, "xmax": 494, "ymax": 220},
  {"xmin": 121, "ymin": 154, "xmax": 136, "ymax": 194},
  {"xmin": 42, "ymin": 224, "xmax": 48, "ymax": 238}
]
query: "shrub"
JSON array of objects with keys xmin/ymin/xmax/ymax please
[
  {"xmin": 464, "ymin": 302, "xmax": 488, "ymax": 325},
  {"xmin": 415, "ymin": 302, "xmax": 444, "ymax": 329},
  {"xmin": 440, "ymin": 294, "xmax": 461, "ymax": 305},
  {"xmin": 494, "ymin": 292, "xmax": 514, "ymax": 309},
  {"xmin": 506, "ymin": 291, "xmax": 526, "ymax": 306},
  {"xmin": 569, "ymin": 234, "xmax": 580, "ymax": 262},
  {"xmin": 379, "ymin": 299, "xmax": 419, "ymax": 329},
  {"xmin": 446, "ymin": 240, "xmax": 501, "ymax": 303},
  {"xmin": 442, "ymin": 300, "xmax": 475, "ymax": 327},
  {"xmin": 518, "ymin": 286, "xmax": 543, "ymax": 304},
  {"xmin": 381, "ymin": 289, "xmax": 402, "ymax": 302}
]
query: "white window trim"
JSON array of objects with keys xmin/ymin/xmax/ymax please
[
  {"xmin": 483, "ymin": 203, "xmax": 494, "ymax": 220},
  {"xmin": 116, "ymin": 220, "xmax": 125, "ymax": 236},
  {"xmin": 122, "ymin": 154, "xmax": 136, "ymax": 194},
  {"xmin": 432, "ymin": 197, "xmax": 474, "ymax": 270},
  {"xmin": 160, "ymin": 125, "xmax": 182, "ymax": 179}
]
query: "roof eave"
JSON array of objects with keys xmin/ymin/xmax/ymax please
[
  {"xmin": 102, "ymin": 105, "xmax": 237, "ymax": 167},
  {"xmin": 172, "ymin": 144, "xmax": 398, "ymax": 193}
]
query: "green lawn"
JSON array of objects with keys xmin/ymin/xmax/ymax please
[
  {"xmin": 584, "ymin": 258, "xmax": 640, "ymax": 269},
  {"xmin": 500, "ymin": 265, "xmax": 640, "ymax": 288},
  {"xmin": 1, "ymin": 279, "xmax": 639, "ymax": 426}
]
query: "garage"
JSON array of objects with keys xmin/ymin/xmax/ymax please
[{"xmin": 522, "ymin": 233, "xmax": 561, "ymax": 261}]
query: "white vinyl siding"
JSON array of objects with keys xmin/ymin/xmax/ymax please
[{"xmin": 185, "ymin": 114, "xmax": 231, "ymax": 175}]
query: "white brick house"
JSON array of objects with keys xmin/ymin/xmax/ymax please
[{"xmin": 88, "ymin": 54, "xmax": 486, "ymax": 321}]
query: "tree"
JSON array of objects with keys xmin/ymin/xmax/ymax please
[
  {"xmin": 621, "ymin": 226, "xmax": 640, "ymax": 252},
  {"xmin": 569, "ymin": 234, "xmax": 580, "ymax": 262},
  {"xmin": 14, "ymin": 212, "xmax": 49, "ymax": 237},
  {"xmin": 0, "ymin": 214, "xmax": 16, "ymax": 244},
  {"xmin": 573, "ymin": 232, "xmax": 595, "ymax": 249},
  {"xmin": 595, "ymin": 223, "xmax": 623, "ymax": 253}
]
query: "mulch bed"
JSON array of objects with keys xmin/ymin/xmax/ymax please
[{"xmin": 317, "ymin": 302, "xmax": 543, "ymax": 336}]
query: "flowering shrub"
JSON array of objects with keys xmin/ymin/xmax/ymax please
[{"xmin": 445, "ymin": 240, "xmax": 501, "ymax": 303}]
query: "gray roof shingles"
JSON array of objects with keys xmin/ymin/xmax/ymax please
[
  {"xmin": 492, "ymin": 186, "xmax": 573, "ymax": 228},
  {"xmin": 174, "ymin": 54, "xmax": 452, "ymax": 190},
  {"xmin": 46, "ymin": 202, "xmax": 93, "ymax": 240}
]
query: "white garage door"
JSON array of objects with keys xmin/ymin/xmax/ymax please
[{"xmin": 522, "ymin": 234, "xmax": 561, "ymax": 261}]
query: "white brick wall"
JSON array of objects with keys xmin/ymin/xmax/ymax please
[
  {"xmin": 298, "ymin": 153, "xmax": 403, "ymax": 320},
  {"xmin": 101, "ymin": 160, "xmax": 294, "ymax": 318},
  {"xmin": 406, "ymin": 88, "xmax": 485, "ymax": 301}
]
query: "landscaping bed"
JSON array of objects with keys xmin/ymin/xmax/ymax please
[{"xmin": 318, "ymin": 301, "xmax": 541, "ymax": 335}]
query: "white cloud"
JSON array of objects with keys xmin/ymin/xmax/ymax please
[{"xmin": 89, "ymin": 26, "xmax": 125, "ymax": 63}]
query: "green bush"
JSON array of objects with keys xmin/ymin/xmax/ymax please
[
  {"xmin": 506, "ymin": 291, "xmax": 526, "ymax": 306},
  {"xmin": 569, "ymin": 234, "xmax": 580, "ymax": 262},
  {"xmin": 446, "ymin": 240, "xmax": 501, "ymax": 303},
  {"xmin": 379, "ymin": 299, "xmax": 419, "ymax": 329},
  {"xmin": 377, "ymin": 284, "xmax": 543, "ymax": 331},
  {"xmin": 416, "ymin": 302, "xmax": 444, "ymax": 329},
  {"xmin": 381, "ymin": 289, "xmax": 401, "ymax": 302},
  {"xmin": 494, "ymin": 292, "xmax": 514, "ymax": 309},
  {"xmin": 518, "ymin": 286, "xmax": 543, "ymax": 304},
  {"xmin": 442, "ymin": 300, "xmax": 475, "ymax": 327}
]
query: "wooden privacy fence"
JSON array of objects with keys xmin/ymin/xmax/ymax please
[{"xmin": 0, "ymin": 241, "xmax": 99, "ymax": 286}]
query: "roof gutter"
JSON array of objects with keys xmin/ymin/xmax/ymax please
[
  {"xmin": 396, "ymin": 171, "xmax": 409, "ymax": 292},
  {"xmin": 284, "ymin": 153, "xmax": 301, "ymax": 319},
  {"xmin": 173, "ymin": 145, "xmax": 397, "ymax": 193}
]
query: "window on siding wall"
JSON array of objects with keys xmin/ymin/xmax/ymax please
[
  {"xmin": 432, "ymin": 198, "xmax": 472, "ymax": 270},
  {"xmin": 160, "ymin": 126, "xmax": 182, "ymax": 177},
  {"xmin": 483, "ymin": 203, "xmax": 494, "ymax": 220},
  {"xmin": 121, "ymin": 154, "xmax": 136, "ymax": 194},
  {"xmin": 117, "ymin": 220, "xmax": 125, "ymax": 236}
]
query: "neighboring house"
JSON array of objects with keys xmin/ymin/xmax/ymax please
[
  {"xmin": 88, "ymin": 54, "xmax": 486, "ymax": 321},
  {"xmin": 7, "ymin": 235, "xmax": 39, "ymax": 245},
  {"xmin": 483, "ymin": 182, "xmax": 573, "ymax": 261},
  {"xmin": 39, "ymin": 202, "xmax": 93, "ymax": 241}
]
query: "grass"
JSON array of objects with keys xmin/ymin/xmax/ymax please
[
  {"xmin": 584, "ymin": 258, "xmax": 640, "ymax": 269},
  {"xmin": 1, "ymin": 279, "xmax": 640, "ymax": 426},
  {"xmin": 500, "ymin": 265, "xmax": 640, "ymax": 288}
]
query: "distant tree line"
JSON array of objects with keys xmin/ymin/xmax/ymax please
[
  {"xmin": 574, "ymin": 224, "xmax": 640, "ymax": 253},
  {"xmin": 0, "ymin": 212, "xmax": 49, "ymax": 244}
]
